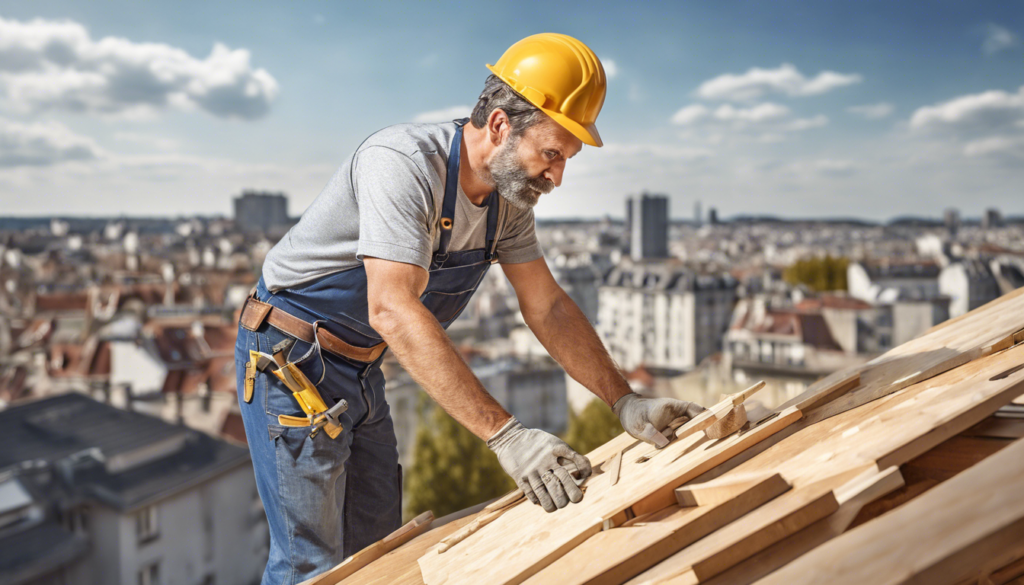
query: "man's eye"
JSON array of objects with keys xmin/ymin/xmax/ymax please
[{"xmin": 544, "ymin": 150, "xmax": 557, "ymax": 160}]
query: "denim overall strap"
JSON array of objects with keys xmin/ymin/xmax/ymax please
[
  {"xmin": 437, "ymin": 118, "xmax": 468, "ymax": 257},
  {"xmin": 484, "ymin": 190, "xmax": 499, "ymax": 262}
]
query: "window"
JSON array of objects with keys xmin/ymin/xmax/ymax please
[
  {"xmin": 138, "ymin": 561, "xmax": 160, "ymax": 585},
  {"xmin": 136, "ymin": 505, "xmax": 159, "ymax": 544}
]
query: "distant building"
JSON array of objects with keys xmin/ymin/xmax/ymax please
[
  {"xmin": 724, "ymin": 297, "xmax": 864, "ymax": 405},
  {"xmin": 384, "ymin": 356, "xmax": 567, "ymax": 473},
  {"xmin": 549, "ymin": 253, "xmax": 607, "ymax": 323},
  {"xmin": 983, "ymin": 208, "xmax": 1003, "ymax": 230},
  {"xmin": 628, "ymin": 194, "xmax": 669, "ymax": 260},
  {"xmin": 233, "ymin": 190, "xmax": 289, "ymax": 234},
  {"xmin": 708, "ymin": 208, "xmax": 718, "ymax": 225},
  {"xmin": 598, "ymin": 260, "xmax": 737, "ymax": 371},
  {"xmin": 891, "ymin": 298, "xmax": 950, "ymax": 346},
  {"xmin": 939, "ymin": 259, "xmax": 1002, "ymax": 318},
  {"xmin": 847, "ymin": 261, "xmax": 942, "ymax": 304},
  {"xmin": 0, "ymin": 393, "xmax": 265, "ymax": 585},
  {"xmin": 944, "ymin": 208, "xmax": 960, "ymax": 238}
]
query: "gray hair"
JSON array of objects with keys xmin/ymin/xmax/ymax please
[{"xmin": 470, "ymin": 74, "xmax": 545, "ymax": 137}]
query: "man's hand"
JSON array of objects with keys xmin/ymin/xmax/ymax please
[
  {"xmin": 613, "ymin": 393, "xmax": 705, "ymax": 449},
  {"xmin": 487, "ymin": 416, "xmax": 592, "ymax": 513}
]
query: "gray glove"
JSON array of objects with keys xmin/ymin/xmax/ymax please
[
  {"xmin": 487, "ymin": 416, "xmax": 592, "ymax": 513},
  {"xmin": 613, "ymin": 393, "xmax": 705, "ymax": 449}
]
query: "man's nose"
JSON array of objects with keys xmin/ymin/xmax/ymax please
[{"xmin": 543, "ymin": 162, "xmax": 565, "ymax": 187}]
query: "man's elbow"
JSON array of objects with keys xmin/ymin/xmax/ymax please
[{"xmin": 368, "ymin": 296, "xmax": 417, "ymax": 339}]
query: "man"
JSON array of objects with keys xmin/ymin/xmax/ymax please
[{"xmin": 235, "ymin": 33, "xmax": 704, "ymax": 583}]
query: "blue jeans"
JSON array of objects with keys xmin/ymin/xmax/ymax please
[{"xmin": 235, "ymin": 317, "xmax": 402, "ymax": 584}]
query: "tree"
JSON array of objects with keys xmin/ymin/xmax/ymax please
[
  {"xmin": 561, "ymin": 398, "xmax": 624, "ymax": 456},
  {"xmin": 783, "ymin": 254, "xmax": 849, "ymax": 293},
  {"xmin": 403, "ymin": 397, "xmax": 515, "ymax": 521}
]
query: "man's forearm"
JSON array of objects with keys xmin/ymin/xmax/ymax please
[
  {"xmin": 527, "ymin": 291, "xmax": 632, "ymax": 408},
  {"xmin": 373, "ymin": 299, "xmax": 511, "ymax": 440}
]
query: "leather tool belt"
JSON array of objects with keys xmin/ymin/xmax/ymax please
[{"xmin": 239, "ymin": 295, "xmax": 388, "ymax": 364}]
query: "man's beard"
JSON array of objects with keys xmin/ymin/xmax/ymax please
[{"xmin": 486, "ymin": 135, "xmax": 555, "ymax": 210}]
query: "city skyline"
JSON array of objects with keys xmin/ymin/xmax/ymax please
[{"xmin": 0, "ymin": 1, "xmax": 1022, "ymax": 220}]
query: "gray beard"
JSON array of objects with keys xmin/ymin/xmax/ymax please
[{"xmin": 487, "ymin": 135, "xmax": 555, "ymax": 210}]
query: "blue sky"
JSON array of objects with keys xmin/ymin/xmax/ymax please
[{"xmin": 0, "ymin": 0, "xmax": 1022, "ymax": 220}]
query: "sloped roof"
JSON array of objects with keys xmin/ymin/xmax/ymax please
[
  {"xmin": 796, "ymin": 295, "xmax": 872, "ymax": 311},
  {"xmin": 320, "ymin": 286, "xmax": 1024, "ymax": 585},
  {"xmin": 732, "ymin": 309, "xmax": 844, "ymax": 351},
  {"xmin": 0, "ymin": 393, "xmax": 249, "ymax": 512}
]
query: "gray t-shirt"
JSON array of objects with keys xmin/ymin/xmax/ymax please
[{"xmin": 262, "ymin": 122, "xmax": 543, "ymax": 292}]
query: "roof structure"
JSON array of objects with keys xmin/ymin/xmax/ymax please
[
  {"xmin": 0, "ymin": 393, "xmax": 250, "ymax": 511},
  {"xmin": 307, "ymin": 287, "xmax": 1024, "ymax": 585}
]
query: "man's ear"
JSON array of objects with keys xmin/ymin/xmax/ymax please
[{"xmin": 486, "ymin": 109, "xmax": 511, "ymax": 147}]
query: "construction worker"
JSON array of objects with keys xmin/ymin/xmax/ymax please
[{"xmin": 234, "ymin": 33, "xmax": 705, "ymax": 583}]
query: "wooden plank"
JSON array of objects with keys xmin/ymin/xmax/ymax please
[
  {"xmin": 437, "ymin": 493, "xmax": 525, "ymax": 553},
  {"xmin": 777, "ymin": 369, "xmax": 862, "ymax": 414},
  {"xmin": 608, "ymin": 448, "xmax": 623, "ymax": 486},
  {"xmin": 804, "ymin": 286, "xmax": 1024, "ymax": 424},
  {"xmin": 700, "ymin": 466, "xmax": 905, "ymax": 585},
  {"xmin": 629, "ymin": 407, "xmax": 802, "ymax": 518},
  {"xmin": 756, "ymin": 437, "xmax": 1024, "ymax": 585},
  {"xmin": 872, "ymin": 354, "xmax": 1024, "ymax": 470},
  {"xmin": 524, "ymin": 472, "xmax": 790, "ymax": 585},
  {"xmin": 673, "ymin": 381, "xmax": 766, "ymax": 443},
  {"xmin": 416, "ymin": 341, "xmax": 1024, "ymax": 585},
  {"xmin": 852, "ymin": 435, "xmax": 1013, "ymax": 531},
  {"xmin": 417, "ymin": 407, "xmax": 802, "ymax": 585},
  {"xmin": 741, "ymin": 344, "xmax": 1024, "ymax": 491},
  {"xmin": 625, "ymin": 345, "xmax": 1024, "ymax": 585},
  {"xmin": 583, "ymin": 430, "xmax": 641, "ymax": 468},
  {"xmin": 624, "ymin": 477, "xmax": 847, "ymax": 584},
  {"xmin": 302, "ymin": 511, "xmax": 434, "ymax": 585},
  {"xmin": 675, "ymin": 472, "xmax": 788, "ymax": 508},
  {"xmin": 963, "ymin": 416, "xmax": 1024, "ymax": 440},
  {"xmin": 336, "ymin": 514, "xmax": 477, "ymax": 585}
]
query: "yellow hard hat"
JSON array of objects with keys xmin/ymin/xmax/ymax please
[{"xmin": 487, "ymin": 33, "xmax": 606, "ymax": 147}]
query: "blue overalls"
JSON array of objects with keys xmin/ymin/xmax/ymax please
[{"xmin": 234, "ymin": 119, "xmax": 501, "ymax": 584}]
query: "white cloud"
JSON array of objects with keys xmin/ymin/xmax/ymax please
[
  {"xmin": 671, "ymin": 102, "xmax": 826, "ymax": 138},
  {"xmin": 712, "ymin": 103, "xmax": 790, "ymax": 123},
  {"xmin": 0, "ymin": 150, "xmax": 336, "ymax": 215},
  {"xmin": 695, "ymin": 63, "xmax": 862, "ymax": 102},
  {"xmin": 602, "ymin": 59, "xmax": 618, "ymax": 79},
  {"xmin": 671, "ymin": 104, "xmax": 709, "ymax": 125},
  {"xmin": 963, "ymin": 136, "xmax": 1024, "ymax": 158},
  {"xmin": 847, "ymin": 103, "xmax": 894, "ymax": 120},
  {"xmin": 412, "ymin": 105, "xmax": 472, "ymax": 123},
  {"xmin": 909, "ymin": 86, "xmax": 1024, "ymax": 161},
  {"xmin": 910, "ymin": 86, "xmax": 1024, "ymax": 133},
  {"xmin": 981, "ymin": 24, "xmax": 1017, "ymax": 55},
  {"xmin": 113, "ymin": 131, "xmax": 179, "ymax": 151},
  {"xmin": 0, "ymin": 16, "xmax": 279, "ymax": 119},
  {"xmin": 784, "ymin": 115, "xmax": 828, "ymax": 131},
  {"xmin": 0, "ymin": 117, "xmax": 104, "ymax": 167},
  {"xmin": 598, "ymin": 142, "xmax": 712, "ymax": 160},
  {"xmin": 801, "ymin": 158, "xmax": 859, "ymax": 176}
]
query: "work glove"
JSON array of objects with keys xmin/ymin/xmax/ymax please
[
  {"xmin": 613, "ymin": 393, "xmax": 706, "ymax": 449},
  {"xmin": 487, "ymin": 416, "xmax": 592, "ymax": 513}
]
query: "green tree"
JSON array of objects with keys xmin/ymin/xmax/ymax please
[
  {"xmin": 561, "ymin": 398, "xmax": 624, "ymax": 456},
  {"xmin": 783, "ymin": 254, "xmax": 849, "ymax": 292},
  {"xmin": 403, "ymin": 397, "xmax": 515, "ymax": 521}
]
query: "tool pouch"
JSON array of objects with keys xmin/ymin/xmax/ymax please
[{"xmin": 271, "ymin": 358, "xmax": 344, "ymax": 440}]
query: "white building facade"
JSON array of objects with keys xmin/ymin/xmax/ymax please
[{"xmin": 597, "ymin": 261, "xmax": 737, "ymax": 372}]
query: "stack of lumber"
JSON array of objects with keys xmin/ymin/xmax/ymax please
[{"xmin": 310, "ymin": 287, "xmax": 1024, "ymax": 585}]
